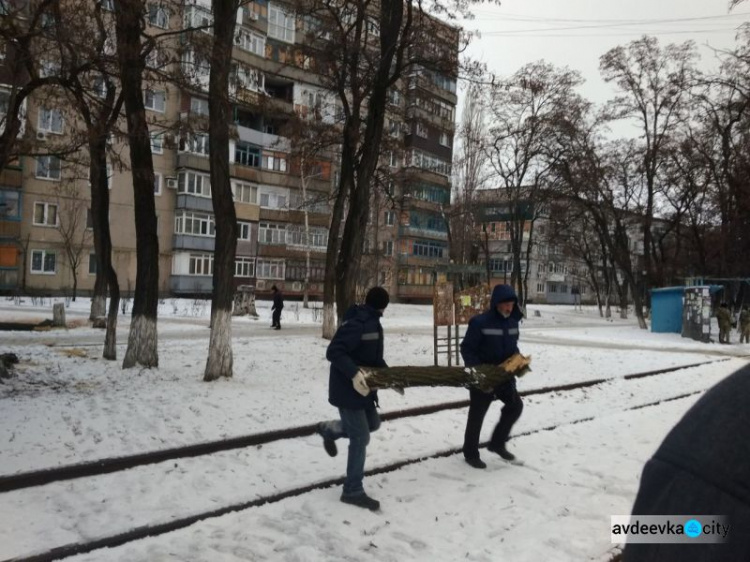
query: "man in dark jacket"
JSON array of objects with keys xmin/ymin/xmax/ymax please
[
  {"xmin": 623, "ymin": 363, "xmax": 750, "ymax": 561},
  {"xmin": 270, "ymin": 285, "xmax": 284, "ymax": 330},
  {"xmin": 316, "ymin": 286, "xmax": 390, "ymax": 511},
  {"xmin": 460, "ymin": 284, "xmax": 524, "ymax": 469}
]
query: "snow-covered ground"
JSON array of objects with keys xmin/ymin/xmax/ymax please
[{"xmin": 1, "ymin": 297, "xmax": 748, "ymax": 561}]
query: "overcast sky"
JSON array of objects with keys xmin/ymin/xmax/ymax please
[{"xmin": 460, "ymin": 0, "xmax": 749, "ymax": 109}]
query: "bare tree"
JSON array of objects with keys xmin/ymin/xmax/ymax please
[
  {"xmin": 113, "ymin": 0, "xmax": 160, "ymax": 368},
  {"xmin": 203, "ymin": 0, "xmax": 240, "ymax": 382},
  {"xmin": 600, "ymin": 36, "xmax": 698, "ymax": 306},
  {"xmin": 54, "ymin": 183, "xmax": 90, "ymax": 300},
  {"xmin": 483, "ymin": 61, "xmax": 584, "ymax": 306}
]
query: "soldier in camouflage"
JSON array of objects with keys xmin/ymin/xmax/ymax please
[{"xmin": 716, "ymin": 302, "xmax": 732, "ymax": 344}]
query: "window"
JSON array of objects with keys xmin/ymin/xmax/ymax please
[
  {"xmin": 190, "ymin": 97, "xmax": 209, "ymax": 116},
  {"xmin": 235, "ymin": 28, "xmax": 265, "ymax": 56},
  {"xmin": 178, "ymin": 171, "xmax": 211, "ymax": 197},
  {"xmin": 154, "ymin": 172, "xmax": 162, "ymax": 195},
  {"xmin": 88, "ymin": 253, "xmax": 98, "ymax": 275},
  {"xmin": 144, "ymin": 89, "xmax": 166, "ymax": 112},
  {"xmin": 262, "ymin": 154, "xmax": 287, "ymax": 172},
  {"xmin": 413, "ymin": 240, "xmax": 445, "ymax": 258},
  {"xmin": 366, "ymin": 17, "xmax": 379, "ymax": 37},
  {"xmin": 537, "ymin": 282, "xmax": 545, "ymax": 293},
  {"xmin": 384, "ymin": 211, "xmax": 396, "ymax": 226},
  {"xmin": 232, "ymin": 181, "xmax": 257, "ymax": 204},
  {"xmin": 256, "ymin": 258, "xmax": 285, "ymax": 279},
  {"xmin": 268, "ymin": 3, "xmax": 295, "ymax": 43},
  {"xmin": 234, "ymin": 64, "xmax": 264, "ymax": 92},
  {"xmin": 99, "ymin": 0, "xmax": 114, "ymax": 10},
  {"xmin": 31, "ymin": 250, "xmax": 56, "ymax": 274},
  {"xmin": 286, "ymin": 226, "xmax": 328, "ymax": 248},
  {"xmin": 235, "ymin": 256, "xmax": 255, "ymax": 277},
  {"xmin": 151, "ymin": 133, "xmax": 163, "ymax": 154},
  {"xmin": 415, "ymin": 123, "xmax": 428, "ymax": 138},
  {"xmin": 35, "ymin": 156, "xmax": 61, "ymax": 180},
  {"xmin": 38, "ymin": 107, "xmax": 63, "ymax": 134},
  {"xmin": 174, "ymin": 211, "xmax": 215, "ymax": 237},
  {"xmin": 258, "ymin": 190, "xmax": 287, "ymax": 209},
  {"xmin": 93, "ymin": 76, "xmax": 108, "ymax": 98},
  {"xmin": 389, "ymin": 151, "xmax": 399, "ymax": 168},
  {"xmin": 189, "ymin": 253, "xmax": 213, "ymax": 275},
  {"xmin": 235, "ymin": 142, "xmax": 261, "ymax": 167},
  {"xmin": 259, "ymin": 222, "xmax": 285, "ymax": 244},
  {"xmin": 148, "ymin": 2, "xmax": 170, "ymax": 28},
  {"xmin": 382, "ymin": 240, "xmax": 393, "ymax": 256},
  {"xmin": 439, "ymin": 132, "xmax": 451, "ymax": 147},
  {"xmin": 86, "ymin": 208, "xmax": 94, "ymax": 229},
  {"xmin": 409, "ymin": 149, "xmax": 451, "ymax": 176},
  {"xmin": 388, "ymin": 89, "xmax": 401, "ymax": 106},
  {"xmin": 238, "ymin": 221, "xmax": 252, "ymax": 241},
  {"xmin": 0, "ymin": 190, "xmax": 20, "ymax": 220},
  {"xmin": 184, "ymin": 5, "xmax": 212, "ymax": 32},
  {"xmin": 184, "ymin": 134, "xmax": 209, "ymax": 156}
]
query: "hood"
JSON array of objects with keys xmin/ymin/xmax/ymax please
[
  {"xmin": 343, "ymin": 304, "xmax": 381, "ymax": 322},
  {"xmin": 490, "ymin": 284, "xmax": 523, "ymax": 320}
]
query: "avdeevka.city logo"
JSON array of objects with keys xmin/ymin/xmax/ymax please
[
  {"xmin": 610, "ymin": 515, "xmax": 730, "ymax": 544},
  {"xmin": 684, "ymin": 519, "xmax": 702, "ymax": 538}
]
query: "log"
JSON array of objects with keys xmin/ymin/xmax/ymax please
[{"xmin": 365, "ymin": 353, "xmax": 531, "ymax": 393}]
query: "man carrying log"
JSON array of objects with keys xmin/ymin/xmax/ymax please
[
  {"xmin": 460, "ymin": 284, "xmax": 525, "ymax": 469},
  {"xmin": 315, "ymin": 286, "xmax": 391, "ymax": 511}
]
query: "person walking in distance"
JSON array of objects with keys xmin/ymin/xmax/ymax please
[
  {"xmin": 315, "ymin": 287, "xmax": 390, "ymax": 511},
  {"xmin": 270, "ymin": 285, "xmax": 284, "ymax": 330},
  {"xmin": 461, "ymin": 284, "xmax": 525, "ymax": 469}
]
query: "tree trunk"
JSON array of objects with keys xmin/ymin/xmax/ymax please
[
  {"xmin": 90, "ymin": 135, "xmax": 120, "ymax": 360},
  {"xmin": 365, "ymin": 354, "xmax": 531, "ymax": 393},
  {"xmin": 115, "ymin": 0, "xmax": 159, "ymax": 369},
  {"xmin": 204, "ymin": 0, "xmax": 238, "ymax": 382}
]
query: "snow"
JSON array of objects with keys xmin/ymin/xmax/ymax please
[{"xmin": 1, "ymin": 298, "xmax": 748, "ymax": 561}]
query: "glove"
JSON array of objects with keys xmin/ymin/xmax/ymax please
[{"xmin": 353, "ymin": 370, "xmax": 371, "ymax": 396}]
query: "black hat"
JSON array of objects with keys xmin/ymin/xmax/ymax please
[
  {"xmin": 271, "ymin": 285, "xmax": 278, "ymax": 292},
  {"xmin": 365, "ymin": 286, "xmax": 390, "ymax": 310}
]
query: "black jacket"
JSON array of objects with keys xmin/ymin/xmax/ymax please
[
  {"xmin": 272, "ymin": 291, "xmax": 284, "ymax": 311},
  {"xmin": 326, "ymin": 304, "xmax": 387, "ymax": 409},
  {"xmin": 624, "ymin": 364, "xmax": 750, "ymax": 561}
]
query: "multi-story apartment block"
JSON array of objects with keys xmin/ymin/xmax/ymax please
[
  {"xmin": 365, "ymin": 20, "xmax": 458, "ymax": 303},
  {"xmin": 0, "ymin": 1, "xmax": 458, "ymax": 301}
]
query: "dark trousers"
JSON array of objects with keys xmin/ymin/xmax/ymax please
[
  {"xmin": 463, "ymin": 380, "xmax": 523, "ymax": 460},
  {"xmin": 272, "ymin": 309, "xmax": 281, "ymax": 328}
]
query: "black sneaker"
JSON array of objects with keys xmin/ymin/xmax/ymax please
[
  {"xmin": 487, "ymin": 444, "xmax": 516, "ymax": 461},
  {"xmin": 465, "ymin": 457, "xmax": 487, "ymax": 469},
  {"xmin": 316, "ymin": 423, "xmax": 337, "ymax": 457},
  {"xmin": 341, "ymin": 492, "xmax": 380, "ymax": 511}
]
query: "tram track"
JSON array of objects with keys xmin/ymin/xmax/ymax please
[
  {"xmin": 5, "ymin": 385, "xmax": 708, "ymax": 562},
  {"xmin": 0, "ymin": 358, "xmax": 728, "ymax": 495}
]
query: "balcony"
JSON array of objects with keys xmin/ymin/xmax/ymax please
[
  {"xmin": 172, "ymin": 234, "xmax": 215, "ymax": 252},
  {"xmin": 237, "ymin": 125, "xmax": 290, "ymax": 152},
  {"xmin": 399, "ymin": 225, "xmax": 448, "ymax": 241},
  {"xmin": 176, "ymin": 153, "xmax": 210, "ymax": 173},
  {"xmin": 176, "ymin": 194, "xmax": 214, "ymax": 212}
]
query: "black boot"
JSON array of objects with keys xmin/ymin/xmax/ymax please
[
  {"xmin": 341, "ymin": 492, "xmax": 380, "ymax": 511},
  {"xmin": 316, "ymin": 423, "xmax": 337, "ymax": 457},
  {"xmin": 487, "ymin": 444, "xmax": 516, "ymax": 461},
  {"xmin": 465, "ymin": 457, "xmax": 487, "ymax": 469}
]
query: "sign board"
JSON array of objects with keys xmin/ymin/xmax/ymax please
[
  {"xmin": 433, "ymin": 282, "xmax": 455, "ymax": 327},
  {"xmin": 682, "ymin": 286, "xmax": 711, "ymax": 342},
  {"xmin": 454, "ymin": 284, "xmax": 491, "ymax": 325}
]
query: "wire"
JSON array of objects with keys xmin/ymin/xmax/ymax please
[
  {"xmin": 476, "ymin": 28, "xmax": 741, "ymax": 38},
  {"xmin": 467, "ymin": 11, "xmax": 750, "ymax": 25}
]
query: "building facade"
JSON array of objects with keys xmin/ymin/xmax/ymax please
[{"xmin": 0, "ymin": 0, "xmax": 458, "ymax": 301}]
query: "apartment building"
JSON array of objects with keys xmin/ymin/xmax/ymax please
[{"xmin": 0, "ymin": 0, "xmax": 458, "ymax": 300}]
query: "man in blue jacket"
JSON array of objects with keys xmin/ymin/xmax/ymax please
[
  {"xmin": 316, "ymin": 286, "xmax": 390, "ymax": 511},
  {"xmin": 460, "ymin": 284, "xmax": 524, "ymax": 469}
]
